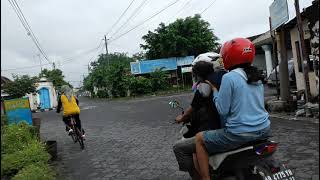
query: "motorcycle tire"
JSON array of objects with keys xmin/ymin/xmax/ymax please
[
  {"xmin": 248, "ymin": 165, "xmax": 273, "ymax": 180},
  {"xmin": 220, "ymin": 177, "xmax": 237, "ymax": 180}
]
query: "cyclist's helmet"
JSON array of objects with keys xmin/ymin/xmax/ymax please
[{"xmin": 220, "ymin": 38, "xmax": 255, "ymax": 70}]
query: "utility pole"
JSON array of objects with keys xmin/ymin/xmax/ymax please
[
  {"xmin": 294, "ymin": 0, "xmax": 311, "ymax": 103},
  {"xmin": 277, "ymin": 28, "xmax": 290, "ymax": 102},
  {"xmin": 104, "ymin": 35, "xmax": 110, "ymax": 68},
  {"xmin": 269, "ymin": 17, "xmax": 280, "ymax": 100}
]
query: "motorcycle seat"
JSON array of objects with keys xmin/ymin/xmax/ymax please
[
  {"xmin": 237, "ymin": 138, "xmax": 269, "ymax": 149},
  {"xmin": 208, "ymin": 138, "xmax": 272, "ymax": 171}
]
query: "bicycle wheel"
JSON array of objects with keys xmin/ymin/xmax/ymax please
[
  {"xmin": 70, "ymin": 126, "xmax": 77, "ymax": 143},
  {"xmin": 75, "ymin": 127, "xmax": 84, "ymax": 150}
]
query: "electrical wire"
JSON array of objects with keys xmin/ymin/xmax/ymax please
[
  {"xmin": 109, "ymin": 0, "xmax": 149, "ymax": 38},
  {"xmin": 167, "ymin": 0, "xmax": 193, "ymax": 23},
  {"xmin": 109, "ymin": 0, "xmax": 180, "ymax": 43},
  {"xmin": 200, "ymin": 0, "xmax": 217, "ymax": 15},
  {"xmin": 2, "ymin": 42, "xmax": 103, "ymax": 71},
  {"xmin": 105, "ymin": 0, "xmax": 137, "ymax": 37},
  {"xmin": 8, "ymin": 0, "xmax": 52, "ymax": 64}
]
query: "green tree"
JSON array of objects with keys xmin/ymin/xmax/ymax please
[
  {"xmin": 132, "ymin": 51, "xmax": 146, "ymax": 61},
  {"xmin": 39, "ymin": 69, "xmax": 71, "ymax": 89},
  {"xmin": 140, "ymin": 14, "xmax": 220, "ymax": 59},
  {"xmin": 84, "ymin": 53, "xmax": 134, "ymax": 97},
  {"xmin": 2, "ymin": 75, "xmax": 37, "ymax": 99}
]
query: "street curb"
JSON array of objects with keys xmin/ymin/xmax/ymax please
[{"xmin": 269, "ymin": 113, "xmax": 319, "ymax": 124}]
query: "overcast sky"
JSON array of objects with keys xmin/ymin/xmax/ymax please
[{"xmin": 1, "ymin": 0, "xmax": 313, "ymax": 87}]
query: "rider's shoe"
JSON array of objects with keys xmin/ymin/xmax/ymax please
[
  {"xmin": 82, "ymin": 134, "xmax": 86, "ymax": 140},
  {"xmin": 68, "ymin": 129, "xmax": 73, "ymax": 135}
]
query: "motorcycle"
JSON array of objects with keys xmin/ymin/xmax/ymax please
[{"xmin": 169, "ymin": 100, "xmax": 296, "ymax": 180}]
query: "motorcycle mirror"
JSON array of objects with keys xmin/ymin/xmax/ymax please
[{"xmin": 169, "ymin": 100, "xmax": 180, "ymax": 109}]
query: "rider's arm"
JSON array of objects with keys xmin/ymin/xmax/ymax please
[
  {"xmin": 56, "ymin": 97, "xmax": 62, "ymax": 113},
  {"xmin": 75, "ymin": 96, "xmax": 79, "ymax": 105},
  {"xmin": 212, "ymin": 76, "xmax": 232, "ymax": 116},
  {"xmin": 180, "ymin": 106, "xmax": 193, "ymax": 122},
  {"xmin": 177, "ymin": 90, "xmax": 203, "ymax": 123}
]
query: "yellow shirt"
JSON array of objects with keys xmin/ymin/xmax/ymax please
[{"xmin": 61, "ymin": 95, "xmax": 80, "ymax": 116}]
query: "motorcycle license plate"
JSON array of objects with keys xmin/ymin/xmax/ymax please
[{"xmin": 265, "ymin": 168, "xmax": 295, "ymax": 180}]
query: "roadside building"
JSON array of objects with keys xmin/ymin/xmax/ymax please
[{"xmin": 26, "ymin": 77, "xmax": 58, "ymax": 111}]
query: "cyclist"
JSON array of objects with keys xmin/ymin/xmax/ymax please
[{"xmin": 56, "ymin": 85, "xmax": 85, "ymax": 138}]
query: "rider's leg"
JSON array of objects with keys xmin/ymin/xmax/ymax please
[
  {"xmin": 74, "ymin": 114, "xmax": 85, "ymax": 134},
  {"xmin": 195, "ymin": 132, "xmax": 210, "ymax": 180},
  {"xmin": 62, "ymin": 116, "xmax": 71, "ymax": 131},
  {"xmin": 192, "ymin": 153, "xmax": 201, "ymax": 177},
  {"xmin": 173, "ymin": 137, "xmax": 200, "ymax": 180}
]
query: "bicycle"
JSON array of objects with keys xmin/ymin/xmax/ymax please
[{"xmin": 68, "ymin": 115, "xmax": 85, "ymax": 150}]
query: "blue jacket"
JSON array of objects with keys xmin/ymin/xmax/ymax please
[{"xmin": 212, "ymin": 68, "xmax": 270, "ymax": 134}]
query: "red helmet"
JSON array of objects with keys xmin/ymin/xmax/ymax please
[{"xmin": 220, "ymin": 38, "xmax": 256, "ymax": 70}]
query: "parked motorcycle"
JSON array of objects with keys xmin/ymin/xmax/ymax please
[{"xmin": 169, "ymin": 100, "xmax": 296, "ymax": 180}]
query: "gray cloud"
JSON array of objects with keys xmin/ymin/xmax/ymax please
[{"xmin": 1, "ymin": 0, "xmax": 314, "ymax": 87}]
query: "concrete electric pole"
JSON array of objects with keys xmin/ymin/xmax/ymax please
[{"xmin": 294, "ymin": 0, "xmax": 311, "ymax": 103}]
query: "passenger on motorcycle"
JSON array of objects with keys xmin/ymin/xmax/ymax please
[
  {"xmin": 194, "ymin": 38, "xmax": 271, "ymax": 180},
  {"xmin": 173, "ymin": 53, "xmax": 227, "ymax": 179}
]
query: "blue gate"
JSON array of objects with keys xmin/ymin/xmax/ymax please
[{"xmin": 39, "ymin": 88, "xmax": 50, "ymax": 110}]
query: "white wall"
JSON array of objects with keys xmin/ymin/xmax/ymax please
[
  {"xmin": 28, "ymin": 81, "xmax": 58, "ymax": 110},
  {"xmin": 290, "ymin": 21, "xmax": 319, "ymax": 97}
]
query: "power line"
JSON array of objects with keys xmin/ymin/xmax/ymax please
[
  {"xmin": 57, "ymin": 40, "xmax": 103, "ymax": 63},
  {"xmin": 109, "ymin": 0, "xmax": 180, "ymax": 43},
  {"xmin": 168, "ymin": 0, "xmax": 193, "ymax": 23},
  {"xmin": 60, "ymin": 44, "xmax": 104, "ymax": 65},
  {"xmin": 200, "ymin": 0, "xmax": 217, "ymax": 15},
  {"xmin": 105, "ymin": 0, "xmax": 137, "ymax": 37},
  {"xmin": 2, "ymin": 43, "xmax": 104, "ymax": 72},
  {"xmin": 8, "ymin": 0, "xmax": 52, "ymax": 65},
  {"xmin": 109, "ymin": 0, "xmax": 149, "ymax": 38},
  {"xmin": 2, "ymin": 63, "xmax": 52, "ymax": 71}
]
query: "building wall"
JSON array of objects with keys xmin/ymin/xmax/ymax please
[
  {"xmin": 253, "ymin": 53, "xmax": 267, "ymax": 71},
  {"xmin": 290, "ymin": 21, "xmax": 318, "ymax": 97},
  {"xmin": 28, "ymin": 81, "xmax": 58, "ymax": 110}
]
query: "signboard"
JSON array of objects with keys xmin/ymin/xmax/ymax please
[
  {"xmin": 181, "ymin": 66, "xmax": 192, "ymax": 73},
  {"xmin": 269, "ymin": 0, "xmax": 289, "ymax": 30},
  {"xmin": 130, "ymin": 62, "xmax": 141, "ymax": 74},
  {"xmin": 3, "ymin": 97, "xmax": 32, "ymax": 125},
  {"xmin": 132, "ymin": 58, "xmax": 177, "ymax": 74},
  {"xmin": 176, "ymin": 56, "xmax": 194, "ymax": 66}
]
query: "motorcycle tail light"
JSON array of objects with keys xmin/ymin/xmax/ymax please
[
  {"xmin": 255, "ymin": 143, "xmax": 278, "ymax": 155},
  {"xmin": 271, "ymin": 167, "xmax": 280, "ymax": 173}
]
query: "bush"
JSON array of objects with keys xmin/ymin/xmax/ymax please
[
  {"xmin": 12, "ymin": 164, "xmax": 55, "ymax": 180},
  {"xmin": 1, "ymin": 122, "xmax": 37, "ymax": 155},
  {"xmin": 1, "ymin": 140, "xmax": 50, "ymax": 176},
  {"xmin": 96, "ymin": 90, "xmax": 109, "ymax": 98},
  {"xmin": 1, "ymin": 115, "xmax": 8, "ymax": 127},
  {"xmin": 129, "ymin": 76, "xmax": 152, "ymax": 95},
  {"xmin": 149, "ymin": 70, "xmax": 169, "ymax": 92}
]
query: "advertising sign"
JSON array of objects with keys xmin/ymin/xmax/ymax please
[
  {"xmin": 3, "ymin": 97, "xmax": 32, "ymax": 125},
  {"xmin": 176, "ymin": 56, "xmax": 194, "ymax": 66},
  {"xmin": 269, "ymin": 0, "xmax": 289, "ymax": 30}
]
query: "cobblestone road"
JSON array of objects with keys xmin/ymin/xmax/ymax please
[{"xmin": 36, "ymin": 93, "xmax": 319, "ymax": 180}]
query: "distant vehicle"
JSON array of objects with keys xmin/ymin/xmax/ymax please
[{"xmin": 267, "ymin": 60, "xmax": 296, "ymax": 87}]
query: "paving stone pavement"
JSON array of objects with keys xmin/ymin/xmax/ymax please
[{"xmin": 36, "ymin": 94, "xmax": 319, "ymax": 180}]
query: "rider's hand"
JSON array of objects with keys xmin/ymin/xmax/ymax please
[
  {"xmin": 175, "ymin": 114, "xmax": 184, "ymax": 124},
  {"xmin": 205, "ymin": 80, "xmax": 218, "ymax": 91}
]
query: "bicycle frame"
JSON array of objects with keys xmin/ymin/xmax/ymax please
[{"xmin": 69, "ymin": 116, "xmax": 84, "ymax": 150}]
